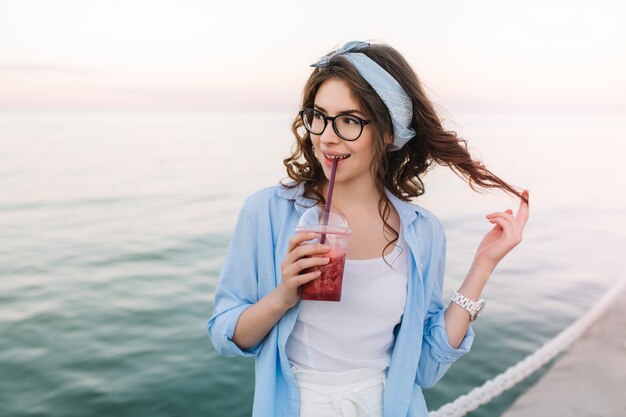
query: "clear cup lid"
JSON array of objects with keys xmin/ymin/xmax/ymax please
[{"xmin": 295, "ymin": 205, "xmax": 352, "ymax": 234}]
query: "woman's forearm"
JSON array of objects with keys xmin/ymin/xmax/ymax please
[
  {"xmin": 231, "ymin": 289, "xmax": 291, "ymax": 350},
  {"xmin": 444, "ymin": 192, "xmax": 529, "ymax": 348},
  {"xmin": 444, "ymin": 258, "xmax": 496, "ymax": 348}
]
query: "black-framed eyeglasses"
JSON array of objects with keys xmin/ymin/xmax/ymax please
[{"xmin": 299, "ymin": 108, "xmax": 371, "ymax": 141}]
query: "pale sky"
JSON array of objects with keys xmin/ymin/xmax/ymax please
[{"xmin": 1, "ymin": 0, "xmax": 625, "ymax": 113}]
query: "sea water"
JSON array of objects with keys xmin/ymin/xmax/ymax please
[{"xmin": 1, "ymin": 110, "xmax": 624, "ymax": 416}]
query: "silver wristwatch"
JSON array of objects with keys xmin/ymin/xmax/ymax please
[{"xmin": 450, "ymin": 291, "xmax": 486, "ymax": 321}]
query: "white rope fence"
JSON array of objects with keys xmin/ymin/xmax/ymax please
[{"xmin": 429, "ymin": 277, "xmax": 626, "ymax": 417}]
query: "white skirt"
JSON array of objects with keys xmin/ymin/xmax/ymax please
[{"xmin": 291, "ymin": 363, "xmax": 387, "ymax": 417}]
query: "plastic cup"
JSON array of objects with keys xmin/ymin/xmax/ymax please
[{"xmin": 295, "ymin": 205, "xmax": 351, "ymax": 302}]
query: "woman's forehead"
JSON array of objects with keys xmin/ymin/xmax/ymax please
[{"xmin": 314, "ymin": 78, "xmax": 364, "ymax": 114}]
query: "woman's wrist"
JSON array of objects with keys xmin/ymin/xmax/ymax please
[
  {"xmin": 457, "ymin": 256, "xmax": 497, "ymax": 300},
  {"xmin": 270, "ymin": 286, "xmax": 297, "ymax": 314},
  {"xmin": 472, "ymin": 255, "xmax": 498, "ymax": 277}
]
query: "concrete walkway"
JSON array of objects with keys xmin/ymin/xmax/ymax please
[{"xmin": 501, "ymin": 288, "xmax": 626, "ymax": 417}]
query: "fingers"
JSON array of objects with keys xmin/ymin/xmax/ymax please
[
  {"xmin": 486, "ymin": 189, "xmax": 530, "ymax": 230},
  {"xmin": 486, "ymin": 211, "xmax": 515, "ymax": 225},
  {"xmin": 487, "ymin": 213, "xmax": 515, "ymax": 235},
  {"xmin": 287, "ymin": 232, "xmax": 317, "ymax": 253},
  {"xmin": 289, "ymin": 242, "xmax": 330, "ymax": 266},
  {"xmin": 286, "ymin": 232, "xmax": 328, "ymax": 258},
  {"xmin": 295, "ymin": 269, "xmax": 323, "ymax": 286},
  {"xmin": 282, "ymin": 251, "xmax": 329, "ymax": 279},
  {"xmin": 281, "ymin": 256, "xmax": 328, "ymax": 296},
  {"xmin": 282, "ymin": 233, "xmax": 331, "ymax": 283},
  {"xmin": 517, "ymin": 190, "xmax": 530, "ymax": 228},
  {"xmin": 487, "ymin": 214, "xmax": 521, "ymax": 244},
  {"xmin": 294, "ymin": 255, "xmax": 330, "ymax": 273}
]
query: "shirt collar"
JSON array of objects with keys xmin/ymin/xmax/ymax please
[{"xmin": 276, "ymin": 181, "xmax": 317, "ymax": 216}]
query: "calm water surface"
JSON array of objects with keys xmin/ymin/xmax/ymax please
[{"xmin": 1, "ymin": 111, "xmax": 625, "ymax": 417}]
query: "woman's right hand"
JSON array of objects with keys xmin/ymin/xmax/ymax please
[
  {"xmin": 276, "ymin": 232, "xmax": 330, "ymax": 310},
  {"xmin": 230, "ymin": 232, "xmax": 330, "ymax": 351}
]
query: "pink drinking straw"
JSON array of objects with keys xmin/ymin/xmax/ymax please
[{"xmin": 320, "ymin": 158, "xmax": 339, "ymax": 245}]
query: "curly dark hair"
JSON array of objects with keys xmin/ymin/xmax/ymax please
[{"xmin": 281, "ymin": 42, "xmax": 527, "ymax": 258}]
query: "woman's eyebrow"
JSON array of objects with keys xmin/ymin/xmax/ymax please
[{"xmin": 313, "ymin": 104, "xmax": 366, "ymax": 117}]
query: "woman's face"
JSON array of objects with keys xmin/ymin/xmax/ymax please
[{"xmin": 310, "ymin": 78, "xmax": 378, "ymax": 186}]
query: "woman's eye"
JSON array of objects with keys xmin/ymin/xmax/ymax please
[
  {"xmin": 313, "ymin": 111, "xmax": 324, "ymax": 120},
  {"xmin": 342, "ymin": 117, "xmax": 359, "ymax": 125}
]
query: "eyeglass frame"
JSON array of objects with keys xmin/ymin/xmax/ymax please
[{"xmin": 298, "ymin": 107, "xmax": 372, "ymax": 141}]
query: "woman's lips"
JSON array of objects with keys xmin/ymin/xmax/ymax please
[{"xmin": 321, "ymin": 152, "xmax": 351, "ymax": 168}]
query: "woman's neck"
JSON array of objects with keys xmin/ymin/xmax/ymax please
[{"xmin": 321, "ymin": 177, "xmax": 381, "ymax": 212}]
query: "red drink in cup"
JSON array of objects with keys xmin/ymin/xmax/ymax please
[{"xmin": 296, "ymin": 205, "xmax": 351, "ymax": 302}]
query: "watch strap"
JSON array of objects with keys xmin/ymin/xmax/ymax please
[{"xmin": 450, "ymin": 290, "xmax": 486, "ymax": 321}]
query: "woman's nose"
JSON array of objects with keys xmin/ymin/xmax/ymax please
[{"xmin": 319, "ymin": 121, "xmax": 341, "ymax": 144}]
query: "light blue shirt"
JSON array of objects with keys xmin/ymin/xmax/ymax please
[{"xmin": 208, "ymin": 181, "xmax": 474, "ymax": 417}]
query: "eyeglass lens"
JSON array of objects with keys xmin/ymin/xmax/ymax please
[{"xmin": 301, "ymin": 109, "xmax": 363, "ymax": 141}]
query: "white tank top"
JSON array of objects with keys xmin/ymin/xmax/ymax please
[{"xmin": 286, "ymin": 230, "xmax": 409, "ymax": 372}]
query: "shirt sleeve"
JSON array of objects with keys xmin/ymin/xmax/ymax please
[
  {"xmin": 207, "ymin": 196, "xmax": 264, "ymax": 357},
  {"xmin": 415, "ymin": 218, "xmax": 475, "ymax": 388}
]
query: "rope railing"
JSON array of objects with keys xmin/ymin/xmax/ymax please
[{"xmin": 429, "ymin": 277, "xmax": 626, "ymax": 417}]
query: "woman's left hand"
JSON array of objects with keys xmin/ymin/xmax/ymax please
[{"xmin": 475, "ymin": 190, "xmax": 529, "ymax": 266}]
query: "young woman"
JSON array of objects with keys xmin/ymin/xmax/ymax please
[{"xmin": 208, "ymin": 40, "xmax": 529, "ymax": 417}]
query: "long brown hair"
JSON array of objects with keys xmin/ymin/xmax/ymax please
[{"xmin": 281, "ymin": 42, "xmax": 527, "ymax": 257}]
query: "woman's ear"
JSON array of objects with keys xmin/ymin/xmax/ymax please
[{"xmin": 384, "ymin": 133, "xmax": 394, "ymax": 146}]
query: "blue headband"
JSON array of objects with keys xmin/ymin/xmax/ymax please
[{"xmin": 311, "ymin": 40, "xmax": 416, "ymax": 151}]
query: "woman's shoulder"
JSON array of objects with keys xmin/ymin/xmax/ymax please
[{"xmin": 409, "ymin": 201, "xmax": 441, "ymax": 222}]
